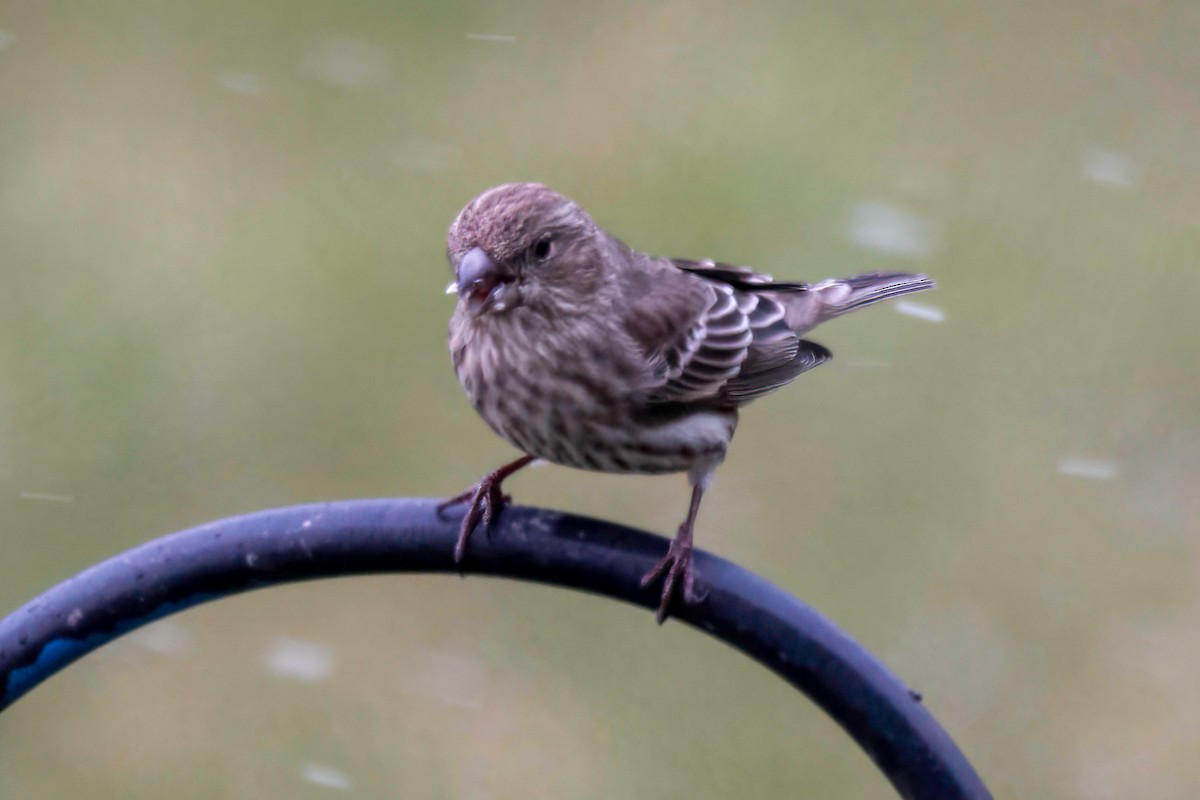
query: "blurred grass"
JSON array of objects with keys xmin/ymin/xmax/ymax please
[{"xmin": 2, "ymin": 1, "xmax": 1199, "ymax": 798}]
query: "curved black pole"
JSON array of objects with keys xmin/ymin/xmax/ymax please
[{"xmin": 0, "ymin": 499, "xmax": 991, "ymax": 800}]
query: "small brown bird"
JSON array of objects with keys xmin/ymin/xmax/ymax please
[{"xmin": 441, "ymin": 183, "xmax": 933, "ymax": 622}]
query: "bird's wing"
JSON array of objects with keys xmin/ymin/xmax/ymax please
[
  {"xmin": 671, "ymin": 258, "xmax": 809, "ymax": 292},
  {"xmin": 622, "ymin": 258, "xmax": 830, "ymax": 407}
]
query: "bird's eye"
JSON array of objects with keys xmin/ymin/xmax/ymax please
[{"xmin": 533, "ymin": 235, "xmax": 553, "ymax": 261}]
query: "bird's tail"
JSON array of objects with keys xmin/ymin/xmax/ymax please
[{"xmin": 784, "ymin": 272, "xmax": 935, "ymax": 333}]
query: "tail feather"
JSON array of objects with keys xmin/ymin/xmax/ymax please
[
  {"xmin": 816, "ymin": 272, "xmax": 935, "ymax": 314},
  {"xmin": 783, "ymin": 272, "xmax": 935, "ymax": 333}
]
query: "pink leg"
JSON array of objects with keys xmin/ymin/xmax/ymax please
[
  {"xmin": 439, "ymin": 454, "xmax": 536, "ymax": 562},
  {"xmin": 640, "ymin": 483, "xmax": 707, "ymax": 623}
]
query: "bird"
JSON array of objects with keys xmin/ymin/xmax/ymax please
[{"xmin": 439, "ymin": 182, "xmax": 934, "ymax": 622}]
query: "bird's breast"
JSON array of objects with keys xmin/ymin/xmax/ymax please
[{"xmin": 450, "ymin": 314, "xmax": 733, "ymax": 475}]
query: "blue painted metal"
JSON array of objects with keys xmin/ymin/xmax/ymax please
[{"xmin": 0, "ymin": 499, "xmax": 991, "ymax": 800}]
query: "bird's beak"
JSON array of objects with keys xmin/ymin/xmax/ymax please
[{"xmin": 455, "ymin": 247, "xmax": 515, "ymax": 316}]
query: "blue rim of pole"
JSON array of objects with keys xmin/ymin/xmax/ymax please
[{"xmin": 0, "ymin": 498, "xmax": 992, "ymax": 800}]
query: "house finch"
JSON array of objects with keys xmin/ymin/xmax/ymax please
[{"xmin": 440, "ymin": 182, "xmax": 934, "ymax": 622}]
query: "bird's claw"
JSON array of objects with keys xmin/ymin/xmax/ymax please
[
  {"xmin": 641, "ymin": 530, "xmax": 706, "ymax": 623},
  {"xmin": 439, "ymin": 455, "xmax": 535, "ymax": 564},
  {"xmin": 442, "ymin": 476, "xmax": 513, "ymax": 563}
]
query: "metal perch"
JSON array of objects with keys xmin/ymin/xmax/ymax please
[{"xmin": 0, "ymin": 499, "xmax": 992, "ymax": 800}]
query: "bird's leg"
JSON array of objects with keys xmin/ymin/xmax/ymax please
[
  {"xmin": 439, "ymin": 454, "xmax": 536, "ymax": 562},
  {"xmin": 641, "ymin": 483, "xmax": 707, "ymax": 623}
]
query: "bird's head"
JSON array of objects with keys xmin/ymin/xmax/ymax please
[{"xmin": 446, "ymin": 183, "xmax": 607, "ymax": 318}]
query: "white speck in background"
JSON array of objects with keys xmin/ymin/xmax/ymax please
[
  {"xmin": 18, "ymin": 491, "xmax": 75, "ymax": 503},
  {"xmin": 0, "ymin": 30, "xmax": 13, "ymax": 52},
  {"xmin": 466, "ymin": 32, "xmax": 516, "ymax": 44},
  {"xmin": 261, "ymin": 637, "xmax": 336, "ymax": 682},
  {"xmin": 893, "ymin": 300, "xmax": 946, "ymax": 324},
  {"xmin": 306, "ymin": 36, "xmax": 387, "ymax": 89},
  {"xmin": 848, "ymin": 201, "xmax": 939, "ymax": 259},
  {"xmin": 218, "ymin": 72, "xmax": 262, "ymax": 96},
  {"xmin": 1081, "ymin": 147, "xmax": 1140, "ymax": 190},
  {"xmin": 1058, "ymin": 456, "xmax": 1120, "ymax": 481},
  {"xmin": 130, "ymin": 620, "xmax": 197, "ymax": 658},
  {"xmin": 301, "ymin": 763, "xmax": 352, "ymax": 791}
]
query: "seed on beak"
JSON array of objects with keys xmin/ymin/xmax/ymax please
[{"xmin": 456, "ymin": 247, "xmax": 514, "ymax": 316}]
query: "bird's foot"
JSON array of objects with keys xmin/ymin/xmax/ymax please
[
  {"xmin": 641, "ymin": 527, "xmax": 706, "ymax": 624},
  {"xmin": 438, "ymin": 455, "xmax": 536, "ymax": 562},
  {"xmin": 438, "ymin": 476, "xmax": 512, "ymax": 563}
]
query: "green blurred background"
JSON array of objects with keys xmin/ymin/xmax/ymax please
[{"xmin": 1, "ymin": 1, "xmax": 1198, "ymax": 797}]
